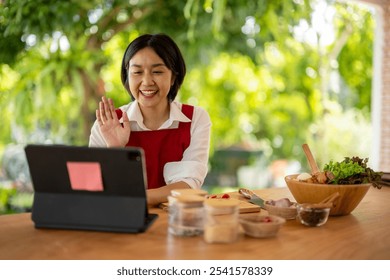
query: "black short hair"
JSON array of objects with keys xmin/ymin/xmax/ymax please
[{"xmin": 121, "ymin": 33, "xmax": 186, "ymax": 101}]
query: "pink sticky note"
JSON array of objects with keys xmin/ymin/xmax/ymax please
[{"xmin": 66, "ymin": 162, "xmax": 104, "ymax": 191}]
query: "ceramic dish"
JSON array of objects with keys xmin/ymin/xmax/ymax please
[
  {"xmin": 264, "ymin": 201, "xmax": 298, "ymax": 220},
  {"xmin": 239, "ymin": 214, "xmax": 285, "ymax": 238}
]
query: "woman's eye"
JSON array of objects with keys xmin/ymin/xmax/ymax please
[{"xmin": 131, "ymin": 71, "xmax": 142, "ymax": 75}]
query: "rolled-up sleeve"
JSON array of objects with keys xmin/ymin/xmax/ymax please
[
  {"xmin": 164, "ymin": 161, "xmax": 208, "ymax": 189},
  {"xmin": 163, "ymin": 106, "xmax": 211, "ymax": 189},
  {"xmin": 89, "ymin": 121, "xmax": 107, "ymax": 147}
]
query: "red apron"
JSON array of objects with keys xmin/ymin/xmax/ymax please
[{"xmin": 116, "ymin": 104, "xmax": 193, "ymax": 189}]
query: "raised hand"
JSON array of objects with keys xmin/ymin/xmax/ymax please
[{"xmin": 96, "ymin": 96, "xmax": 131, "ymax": 147}]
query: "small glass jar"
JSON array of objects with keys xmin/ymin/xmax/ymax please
[
  {"xmin": 168, "ymin": 194, "xmax": 205, "ymax": 236},
  {"xmin": 204, "ymin": 199, "xmax": 240, "ymax": 243}
]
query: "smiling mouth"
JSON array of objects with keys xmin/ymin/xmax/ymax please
[{"xmin": 140, "ymin": 90, "xmax": 157, "ymax": 97}]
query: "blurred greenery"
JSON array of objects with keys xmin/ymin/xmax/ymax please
[
  {"xmin": 0, "ymin": 0, "xmax": 375, "ymax": 209},
  {"xmin": 0, "ymin": 185, "xmax": 34, "ymax": 214},
  {"xmin": 0, "ymin": 186, "xmax": 17, "ymax": 214}
]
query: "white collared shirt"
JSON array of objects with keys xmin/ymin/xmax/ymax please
[{"xmin": 89, "ymin": 100, "xmax": 211, "ymax": 189}]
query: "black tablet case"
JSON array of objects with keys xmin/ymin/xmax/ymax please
[{"xmin": 25, "ymin": 145, "xmax": 158, "ymax": 233}]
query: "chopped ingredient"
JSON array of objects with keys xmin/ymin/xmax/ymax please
[
  {"xmin": 297, "ymin": 173, "xmax": 312, "ymax": 181},
  {"xmin": 262, "ymin": 216, "xmax": 272, "ymax": 223},
  {"xmin": 208, "ymin": 193, "xmax": 231, "ymax": 199},
  {"xmin": 267, "ymin": 198, "xmax": 294, "ymax": 208}
]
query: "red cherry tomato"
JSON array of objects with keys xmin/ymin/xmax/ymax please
[{"xmin": 221, "ymin": 193, "xmax": 230, "ymax": 199}]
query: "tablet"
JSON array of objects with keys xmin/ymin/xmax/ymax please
[{"xmin": 25, "ymin": 144, "xmax": 158, "ymax": 233}]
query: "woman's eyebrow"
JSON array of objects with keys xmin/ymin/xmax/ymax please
[{"xmin": 129, "ymin": 63, "xmax": 167, "ymax": 68}]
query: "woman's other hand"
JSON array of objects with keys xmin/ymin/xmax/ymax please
[{"xmin": 96, "ymin": 96, "xmax": 130, "ymax": 147}]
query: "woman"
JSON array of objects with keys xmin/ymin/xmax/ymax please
[{"xmin": 89, "ymin": 33, "xmax": 211, "ymax": 206}]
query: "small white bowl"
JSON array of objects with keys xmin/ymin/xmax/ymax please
[{"xmin": 239, "ymin": 214, "xmax": 285, "ymax": 238}]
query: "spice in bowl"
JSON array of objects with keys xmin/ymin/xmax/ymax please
[{"xmin": 296, "ymin": 204, "xmax": 330, "ymax": 227}]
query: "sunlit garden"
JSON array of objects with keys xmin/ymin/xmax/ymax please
[{"xmin": 0, "ymin": 0, "xmax": 375, "ymax": 214}]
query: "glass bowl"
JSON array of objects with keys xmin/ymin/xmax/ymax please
[{"xmin": 296, "ymin": 204, "xmax": 330, "ymax": 227}]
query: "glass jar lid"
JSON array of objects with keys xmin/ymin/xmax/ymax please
[
  {"xmin": 175, "ymin": 194, "xmax": 205, "ymax": 204},
  {"xmin": 171, "ymin": 188, "xmax": 208, "ymax": 197}
]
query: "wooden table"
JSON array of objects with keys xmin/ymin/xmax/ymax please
[{"xmin": 0, "ymin": 187, "xmax": 389, "ymax": 260}]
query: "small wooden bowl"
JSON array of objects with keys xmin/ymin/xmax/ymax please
[
  {"xmin": 285, "ymin": 174, "xmax": 371, "ymax": 216},
  {"xmin": 239, "ymin": 214, "xmax": 285, "ymax": 238},
  {"xmin": 264, "ymin": 202, "xmax": 297, "ymax": 220}
]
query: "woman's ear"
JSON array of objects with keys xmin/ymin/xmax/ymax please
[{"xmin": 171, "ymin": 75, "xmax": 176, "ymax": 87}]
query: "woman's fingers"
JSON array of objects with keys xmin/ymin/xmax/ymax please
[
  {"xmin": 122, "ymin": 110, "xmax": 130, "ymax": 130},
  {"xmin": 98, "ymin": 96, "xmax": 117, "ymax": 124},
  {"xmin": 96, "ymin": 109, "xmax": 103, "ymax": 125},
  {"xmin": 99, "ymin": 100, "xmax": 106, "ymax": 121},
  {"xmin": 100, "ymin": 96, "xmax": 113, "ymax": 120},
  {"xmin": 108, "ymin": 97, "xmax": 119, "ymax": 122}
]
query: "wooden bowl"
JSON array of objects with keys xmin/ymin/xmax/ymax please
[
  {"xmin": 285, "ymin": 174, "xmax": 371, "ymax": 216},
  {"xmin": 264, "ymin": 202, "xmax": 297, "ymax": 220},
  {"xmin": 239, "ymin": 214, "xmax": 285, "ymax": 238}
]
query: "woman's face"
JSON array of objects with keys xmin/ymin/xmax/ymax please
[{"xmin": 128, "ymin": 47, "xmax": 174, "ymax": 110}]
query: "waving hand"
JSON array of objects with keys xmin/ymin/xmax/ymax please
[{"xmin": 96, "ymin": 96, "xmax": 131, "ymax": 147}]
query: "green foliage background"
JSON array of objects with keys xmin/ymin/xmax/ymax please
[{"xmin": 0, "ymin": 0, "xmax": 374, "ymax": 189}]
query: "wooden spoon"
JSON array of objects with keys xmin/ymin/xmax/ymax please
[
  {"xmin": 302, "ymin": 143, "xmax": 320, "ymax": 174},
  {"xmin": 302, "ymin": 143, "xmax": 328, "ymax": 183}
]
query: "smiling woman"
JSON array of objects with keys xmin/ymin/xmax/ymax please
[
  {"xmin": 127, "ymin": 47, "xmax": 175, "ymax": 121},
  {"xmin": 88, "ymin": 34, "xmax": 212, "ymax": 207}
]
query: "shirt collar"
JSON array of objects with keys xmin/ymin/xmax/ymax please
[{"xmin": 125, "ymin": 100, "xmax": 191, "ymax": 130}]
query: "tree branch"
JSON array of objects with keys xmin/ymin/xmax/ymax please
[
  {"xmin": 86, "ymin": 6, "xmax": 152, "ymax": 50},
  {"xmin": 329, "ymin": 22, "xmax": 353, "ymax": 61}
]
